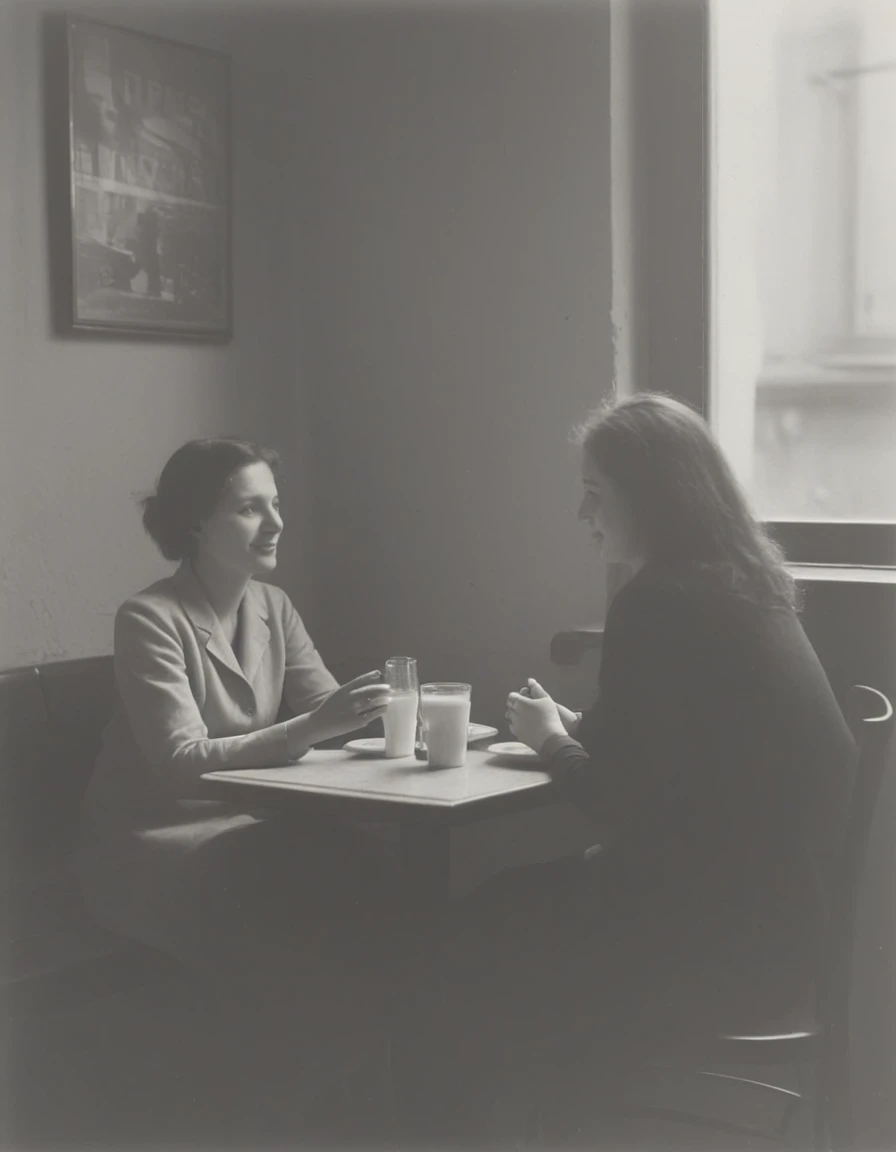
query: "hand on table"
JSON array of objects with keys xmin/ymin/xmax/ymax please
[{"xmin": 505, "ymin": 678, "xmax": 568, "ymax": 753}]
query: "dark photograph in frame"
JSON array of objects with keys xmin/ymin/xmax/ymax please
[{"xmin": 67, "ymin": 16, "xmax": 231, "ymax": 339}]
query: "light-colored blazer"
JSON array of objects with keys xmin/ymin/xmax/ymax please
[{"xmin": 76, "ymin": 562, "xmax": 339, "ymax": 951}]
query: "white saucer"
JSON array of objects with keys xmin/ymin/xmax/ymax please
[
  {"xmin": 343, "ymin": 738, "xmax": 393, "ymax": 757},
  {"xmin": 486, "ymin": 741, "xmax": 542, "ymax": 762},
  {"xmin": 467, "ymin": 723, "xmax": 499, "ymax": 743},
  {"xmin": 345, "ymin": 723, "xmax": 500, "ymax": 757}
]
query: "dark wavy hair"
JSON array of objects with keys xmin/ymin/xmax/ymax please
[
  {"xmin": 574, "ymin": 393, "xmax": 797, "ymax": 610},
  {"xmin": 141, "ymin": 438, "xmax": 281, "ymax": 562}
]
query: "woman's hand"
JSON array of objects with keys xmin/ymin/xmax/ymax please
[
  {"xmin": 306, "ymin": 671, "xmax": 391, "ymax": 743},
  {"xmin": 505, "ymin": 680, "xmax": 568, "ymax": 753},
  {"xmin": 519, "ymin": 678, "xmax": 581, "ymax": 736}
]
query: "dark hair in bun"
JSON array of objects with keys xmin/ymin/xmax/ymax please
[{"xmin": 141, "ymin": 438, "xmax": 281, "ymax": 562}]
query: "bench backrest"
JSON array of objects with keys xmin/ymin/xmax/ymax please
[{"xmin": 1, "ymin": 656, "xmax": 116, "ymax": 880}]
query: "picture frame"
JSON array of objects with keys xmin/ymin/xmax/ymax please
[{"xmin": 66, "ymin": 16, "xmax": 231, "ymax": 339}]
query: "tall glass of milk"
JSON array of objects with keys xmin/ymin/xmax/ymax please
[
  {"xmin": 420, "ymin": 683, "xmax": 471, "ymax": 768},
  {"xmin": 383, "ymin": 657, "xmax": 419, "ymax": 758}
]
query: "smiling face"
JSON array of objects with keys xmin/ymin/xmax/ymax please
[
  {"xmin": 577, "ymin": 451, "xmax": 642, "ymax": 568},
  {"xmin": 194, "ymin": 462, "xmax": 283, "ymax": 578}
]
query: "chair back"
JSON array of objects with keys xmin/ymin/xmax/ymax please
[
  {"xmin": 826, "ymin": 685, "xmax": 894, "ymax": 1026},
  {"xmin": 842, "ymin": 685, "xmax": 894, "ymax": 929},
  {"xmin": 37, "ymin": 656, "xmax": 118, "ymax": 859},
  {"xmin": 0, "ymin": 667, "xmax": 59, "ymax": 878},
  {"xmin": 0, "ymin": 656, "xmax": 117, "ymax": 878}
]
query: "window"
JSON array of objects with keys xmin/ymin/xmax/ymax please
[
  {"xmin": 853, "ymin": 3, "xmax": 896, "ymax": 347},
  {"xmin": 710, "ymin": 0, "xmax": 896, "ymax": 562}
]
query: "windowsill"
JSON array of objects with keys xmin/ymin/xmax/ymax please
[
  {"xmin": 789, "ymin": 564, "xmax": 896, "ymax": 584},
  {"xmin": 767, "ymin": 524, "xmax": 896, "ymax": 569},
  {"xmin": 551, "ymin": 566, "xmax": 896, "ymax": 664}
]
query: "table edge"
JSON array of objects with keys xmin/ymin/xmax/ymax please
[{"xmin": 199, "ymin": 769, "xmax": 553, "ymax": 811}]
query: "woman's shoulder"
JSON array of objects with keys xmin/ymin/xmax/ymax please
[
  {"xmin": 613, "ymin": 560, "xmax": 712, "ymax": 612},
  {"xmin": 116, "ymin": 573, "xmax": 183, "ymax": 623},
  {"xmin": 111, "ymin": 577, "xmax": 192, "ymax": 667},
  {"xmin": 611, "ymin": 559, "xmax": 771, "ymax": 635},
  {"xmin": 115, "ymin": 573, "xmax": 299, "ymax": 625}
]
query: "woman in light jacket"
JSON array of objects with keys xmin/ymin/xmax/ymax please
[{"xmin": 77, "ymin": 437, "xmax": 398, "ymax": 1130}]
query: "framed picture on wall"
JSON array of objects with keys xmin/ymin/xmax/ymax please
[{"xmin": 66, "ymin": 17, "xmax": 231, "ymax": 339}]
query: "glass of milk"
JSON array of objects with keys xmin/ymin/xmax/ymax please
[
  {"xmin": 420, "ymin": 683, "xmax": 472, "ymax": 769},
  {"xmin": 383, "ymin": 657, "xmax": 420, "ymax": 758}
]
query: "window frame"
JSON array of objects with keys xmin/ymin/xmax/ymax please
[{"xmin": 844, "ymin": 6, "xmax": 896, "ymax": 348}]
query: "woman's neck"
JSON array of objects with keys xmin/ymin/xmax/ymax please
[{"xmin": 189, "ymin": 554, "xmax": 250, "ymax": 626}]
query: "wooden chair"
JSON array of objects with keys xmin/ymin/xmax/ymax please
[{"xmin": 614, "ymin": 684, "xmax": 894, "ymax": 1150}]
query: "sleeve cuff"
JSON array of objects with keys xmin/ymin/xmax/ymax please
[{"xmin": 539, "ymin": 732, "xmax": 586, "ymax": 763}]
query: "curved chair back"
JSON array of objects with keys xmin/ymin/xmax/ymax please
[
  {"xmin": 842, "ymin": 685, "xmax": 894, "ymax": 918},
  {"xmin": 828, "ymin": 686, "xmax": 895, "ymax": 1016}
]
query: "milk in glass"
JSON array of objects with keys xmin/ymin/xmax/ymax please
[
  {"xmin": 421, "ymin": 688, "xmax": 471, "ymax": 768},
  {"xmin": 383, "ymin": 690, "xmax": 419, "ymax": 757}
]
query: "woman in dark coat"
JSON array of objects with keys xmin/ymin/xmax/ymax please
[{"xmin": 403, "ymin": 393, "xmax": 855, "ymax": 1147}]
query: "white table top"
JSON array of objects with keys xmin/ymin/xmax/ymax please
[{"xmin": 201, "ymin": 747, "xmax": 553, "ymax": 821}]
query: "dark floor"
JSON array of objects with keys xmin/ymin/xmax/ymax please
[
  {"xmin": 2, "ymin": 982, "xmax": 810, "ymax": 1151},
  {"xmin": 3, "ymin": 980, "xmax": 398, "ymax": 1149}
]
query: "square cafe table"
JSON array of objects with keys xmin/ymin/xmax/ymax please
[{"xmin": 201, "ymin": 747, "xmax": 554, "ymax": 907}]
